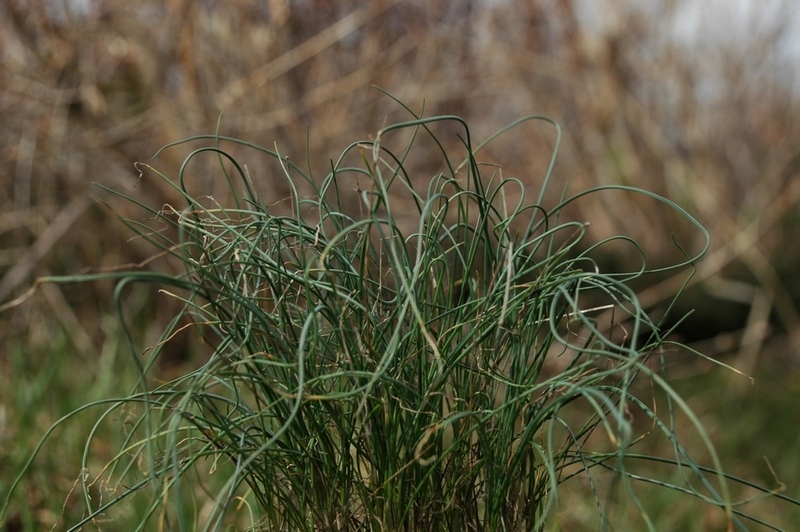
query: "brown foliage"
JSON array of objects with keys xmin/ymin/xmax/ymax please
[{"xmin": 1, "ymin": 0, "xmax": 798, "ymax": 366}]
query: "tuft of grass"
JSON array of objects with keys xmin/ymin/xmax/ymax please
[{"xmin": 3, "ymin": 104, "xmax": 798, "ymax": 531}]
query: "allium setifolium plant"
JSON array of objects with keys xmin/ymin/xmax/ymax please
[{"xmin": 4, "ymin": 100, "xmax": 797, "ymax": 531}]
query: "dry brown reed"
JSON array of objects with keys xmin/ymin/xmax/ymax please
[{"xmin": 3, "ymin": 1, "xmax": 798, "ymax": 360}]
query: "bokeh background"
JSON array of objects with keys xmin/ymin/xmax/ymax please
[{"xmin": 2, "ymin": 0, "xmax": 799, "ymax": 529}]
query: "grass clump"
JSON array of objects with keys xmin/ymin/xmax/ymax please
[{"xmin": 3, "ymin": 102, "xmax": 797, "ymax": 531}]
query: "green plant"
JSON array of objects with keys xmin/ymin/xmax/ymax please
[{"xmin": 3, "ymin": 102, "xmax": 797, "ymax": 531}]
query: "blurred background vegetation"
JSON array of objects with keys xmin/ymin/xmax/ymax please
[{"xmin": 1, "ymin": 0, "xmax": 798, "ymax": 529}]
